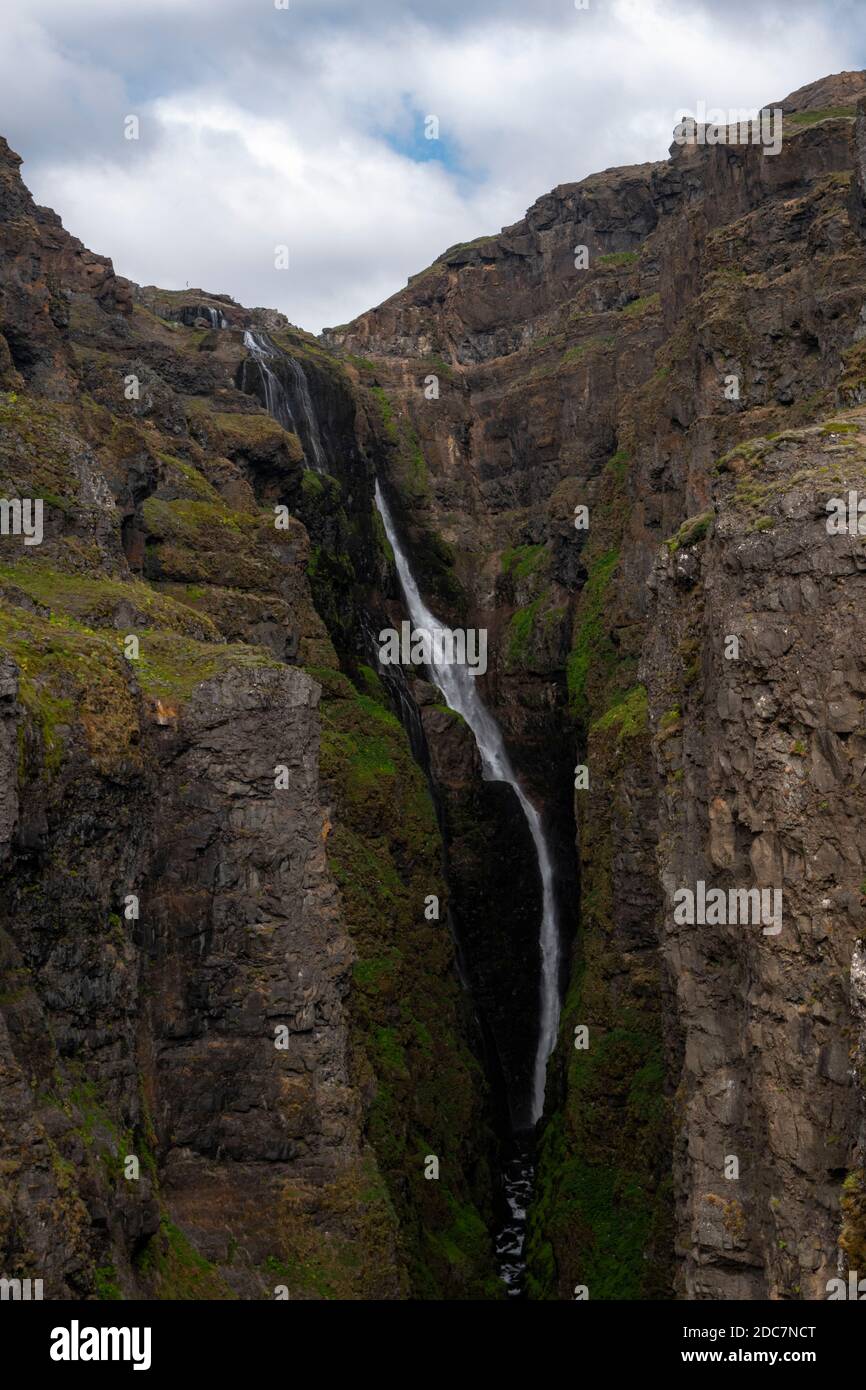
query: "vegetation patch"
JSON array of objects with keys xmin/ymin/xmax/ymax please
[
  {"xmin": 501, "ymin": 543, "xmax": 547, "ymax": 580},
  {"xmin": 308, "ymin": 666, "xmax": 499, "ymax": 1298},
  {"xmin": 566, "ymin": 549, "xmax": 619, "ymax": 720},
  {"xmin": 666, "ymin": 511, "xmax": 714, "ymax": 553}
]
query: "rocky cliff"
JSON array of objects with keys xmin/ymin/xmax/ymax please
[
  {"xmin": 0, "ymin": 135, "xmax": 499, "ymax": 1300},
  {"xmin": 327, "ymin": 70, "xmax": 866, "ymax": 1299},
  {"xmin": 3, "ymin": 66, "xmax": 866, "ymax": 1303}
]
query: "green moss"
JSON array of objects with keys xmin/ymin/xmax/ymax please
[
  {"xmin": 136, "ymin": 1218, "xmax": 237, "ymax": 1300},
  {"xmin": 501, "ymin": 543, "xmax": 547, "ymax": 580},
  {"xmin": 300, "ymin": 468, "xmax": 326, "ymax": 497},
  {"xmin": 444, "ymin": 234, "xmax": 498, "ymax": 258},
  {"xmin": 135, "ymin": 629, "xmax": 282, "ymax": 702},
  {"xmin": 429, "ymin": 355, "xmax": 456, "ymax": 380},
  {"xmin": 598, "ymin": 251, "xmax": 639, "ymax": 268},
  {"xmin": 142, "ymin": 495, "xmax": 300, "ymax": 592},
  {"xmin": 507, "ymin": 596, "xmax": 543, "ymax": 664},
  {"xmin": 590, "ymin": 685, "xmax": 648, "ymax": 743},
  {"xmin": 94, "ymin": 1265, "xmax": 123, "ymax": 1300},
  {"xmin": 527, "ymin": 1022, "xmax": 673, "ymax": 1300},
  {"xmin": 0, "ymin": 393, "xmax": 89, "ymax": 502},
  {"xmin": 355, "ymin": 663, "xmax": 389, "ymax": 705},
  {"xmin": 158, "ymin": 454, "xmax": 222, "ymax": 503},
  {"xmin": 369, "ymin": 385, "xmax": 399, "ymax": 442},
  {"xmin": 312, "ymin": 667, "xmax": 498, "ymax": 1297},
  {"xmin": 787, "ymin": 106, "xmax": 855, "ymax": 126},
  {"xmin": 0, "ymin": 600, "xmax": 141, "ymax": 776},
  {"xmin": 821, "ymin": 420, "xmax": 860, "ymax": 435},
  {"xmin": 666, "ymin": 511, "xmax": 714, "ymax": 553},
  {"xmin": 840, "ymin": 1170, "xmax": 866, "ymax": 1270},
  {"xmin": 265, "ymin": 1156, "xmax": 407, "ymax": 1300},
  {"xmin": 0, "ymin": 562, "xmax": 217, "ymax": 641},
  {"xmin": 352, "ymin": 952, "xmax": 402, "ymax": 991},
  {"xmin": 566, "ymin": 549, "xmax": 619, "ymax": 720},
  {"xmin": 373, "ymin": 1025, "xmax": 409, "ymax": 1077},
  {"xmin": 560, "ymin": 337, "xmax": 611, "ymax": 368},
  {"xmin": 621, "ymin": 293, "xmax": 660, "ymax": 318},
  {"xmin": 605, "ymin": 450, "xmax": 630, "ymax": 484},
  {"xmin": 206, "ymin": 409, "xmax": 304, "ymax": 462},
  {"xmin": 431, "ymin": 703, "xmax": 467, "ymax": 726}
]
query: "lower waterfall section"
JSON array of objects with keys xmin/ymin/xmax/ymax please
[
  {"xmin": 374, "ymin": 483, "xmax": 563, "ymax": 1122},
  {"xmin": 374, "ymin": 480, "xmax": 564, "ymax": 1294}
]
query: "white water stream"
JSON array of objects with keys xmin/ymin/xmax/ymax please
[
  {"xmin": 243, "ymin": 329, "xmax": 326, "ymax": 471},
  {"xmin": 374, "ymin": 481, "xmax": 561, "ymax": 1122}
]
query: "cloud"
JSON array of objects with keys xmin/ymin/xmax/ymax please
[{"xmin": 0, "ymin": 0, "xmax": 860, "ymax": 331}]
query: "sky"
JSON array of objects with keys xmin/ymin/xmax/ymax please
[{"xmin": 1, "ymin": 0, "xmax": 864, "ymax": 333}]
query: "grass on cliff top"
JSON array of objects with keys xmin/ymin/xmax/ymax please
[
  {"xmin": 0, "ymin": 600, "xmax": 141, "ymax": 775},
  {"xmin": 0, "ymin": 392, "xmax": 89, "ymax": 503},
  {"xmin": 192, "ymin": 404, "xmax": 305, "ymax": 464},
  {"xmin": 786, "ymin": 106, "xmax": 855, "ymax": 127},
  {"xmin": 0, "ymin": 562, "xmax": 219, "ymax": 640},
  {"xmin": 620, "ymin": 292, "xmax": 660, "ymax": 319},
  {"xmin": 0, "ymin": 593, "xmax": 282, "ymax": 777},
  {"xmin": 142, "ymin": 494, "xmax": 311, "ymax": 594}
]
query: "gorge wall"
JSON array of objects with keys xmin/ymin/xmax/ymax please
[{"xmin": 3, "ymin": 68, "xmax": 866, "ymax": 1301}]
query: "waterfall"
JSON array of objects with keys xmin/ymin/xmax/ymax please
[
  {"xmin": 285, "ymin": 357, "xmax": 326, "ymax": 471},
  {"xmin": 242, "ymin": 329, "xmax": 326, "ymax": 472},
  {"xmin": 374, "ymin": 481, "xmax": 561, "ymax": 1123}
]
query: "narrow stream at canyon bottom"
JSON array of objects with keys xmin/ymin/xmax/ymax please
[{"xmin": 374, "ymin": 480, "xmax": 563, "ymax": 1294}]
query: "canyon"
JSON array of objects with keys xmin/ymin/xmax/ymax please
[{"xmin": 2, "ymin": 67, "xmax": 866, "ymax": 1300}]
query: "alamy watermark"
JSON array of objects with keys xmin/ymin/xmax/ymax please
[
  {"xmin": 0, "ymin": 497, "xmax": 43, "ymax": 545},
  {"xmin": 0, "ymin": 1276, "xmax": 43, "ymax": 1299},
  {"xmin": 672, "ymin": 880, "xmax": 782, "ymax": 936},
  {"xmin": 50, "ymin": 1321, "xmax": 152, "ymax": 1371},
  {"xmin": 379, "ymin": 620, "xmax": 488, "ymax": 676},
  {"xmin": 826, "ymin": 491, "xmax": 866, "ymax": 535},
  {"xmin": 826, "ymin": 1270, "xmax": 866, "ymax": 1299},
  {"xmin": 673, "ymin": 103, "xmax": 783, "ymax": 157}
]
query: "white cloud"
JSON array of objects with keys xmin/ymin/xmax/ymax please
[{"xmin": 0, "ymin": 0, "xmax": 858, "ymax": 331}]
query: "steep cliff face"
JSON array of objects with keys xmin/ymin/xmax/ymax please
[
  {"xmin": 645, "ymin": 415, "xmax": 866, "ymax": 1298},
  {"xmin": 0, "ymin": 136, "xmax": 499, "ymax": 1299},
  {"xmin": 5, "ymin": 64, "xmax": 866, "ymax": 1304},
  {"xmin": 327, "ymin": 72, "xmax": 866, "ymax": 1298}
]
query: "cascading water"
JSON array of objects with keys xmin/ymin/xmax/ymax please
[
  {"xmin": 374, "ymin": 481, "xmax": 562, "ymax": 1294},
  {"xmin": 243, "ymin": 329, "xmax": 326, "ymax": 471},
  {"xmin": 237, "ymin": 319, "xmax": 559, "ymax": 1290},
  {"xmin": 285, "ymin": 357, "xmax": 326, "ymax": 471},
  {"xmin": 375, "ymin": 482, "xmax": 561, "ymax": 1120}
]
